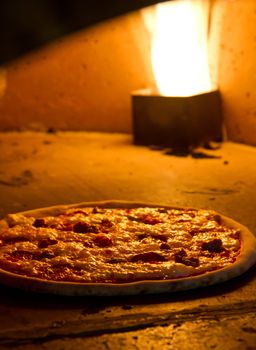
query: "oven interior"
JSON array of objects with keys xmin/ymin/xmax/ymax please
[
  {"xmin": 0, "ymin": 0, "xmax": 255, "ymax": 217},
  {"xmin": 0, "ymin": 0, "xmax": 256, "ymax": 348}
]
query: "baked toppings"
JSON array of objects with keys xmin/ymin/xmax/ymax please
[
  {"xmin": 38, "ymin": 238, "xmax": 58, "ymax": 249},
  {"xmin": 140, "ymin": 215, "xmax": 162, "ymax": 225},
  {"xmin": 73, "ymin": 222, "xmax": 98, "ymax": 234},
  {"xmin": 130, "ymin": 252, "xmax": 167, "ymax": 263},
  {"xmin": 101, "ymin": 219, "xmax": 113, "ymax": 228},
  {"xmin": 201, "ymin": 238, "xmax": 223, "ymax": 253},
  {"xmin": 93, "ymin": 235, "xmax": 112, "ymax": 247},
  {"xmin": 174, "ymin": 249, "xmax": 199, "ymax": 267},
  {"xmin": 0, "ymin": 206, "xmax": 241, "ymax": 283},
  {"xmin": 159, "ymin": 243, "xmax": 171, "ymax": 250},
  {"xmin": 33, "ymin": 218, "xmax": 45, "ymax": 228}
]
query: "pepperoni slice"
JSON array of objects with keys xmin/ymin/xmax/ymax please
[
  {"xmin": 140, "ymin": 215, "xmax": 162, "ymax": 225},
  {"xmin": 33, "ymin": 218, "xmax": 46, "ymax": 228},
  {"xmin": 73, "ymin": 222, "xmax": 99, "ymax": 234},
  {"xmin": 93, "ymin": 235, "xmax": 112, "ymax": 247}
]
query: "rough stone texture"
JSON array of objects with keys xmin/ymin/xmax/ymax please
[
  {"xmin": 209, "ymin": 0, "xmax": 256, "ymax": 146},
  {"xmin": 0, "ymin": 12, "xmax": 154, "ymax": 133},
  {"xmin": 0, "ymin": 132, "xmax": 255, "ymax": 349},
  {"xmin": 5, "ymin": 315, "xmax": 256, "ymax": 350},
  {"xmin": 0, "ymin": 132, "xmax": 256, "ymax": 230}
]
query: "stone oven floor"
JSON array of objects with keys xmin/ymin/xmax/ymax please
[{"xmin": 0, "ymin": 131, "xmax": 255, "ymax": 350}]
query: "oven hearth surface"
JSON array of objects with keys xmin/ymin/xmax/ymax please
[{"xmin": 0, "ymin": 131, "xmax": 255, "ymax": 349}]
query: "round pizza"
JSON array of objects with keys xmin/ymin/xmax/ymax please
[{"xmin": 0, "ymin": 201, "xmax": 255, "ymax": 296}]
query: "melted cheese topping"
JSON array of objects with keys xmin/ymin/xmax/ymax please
[{"xmin": 0, "ymin": 207, "xmax": 241, "ymax": 283}]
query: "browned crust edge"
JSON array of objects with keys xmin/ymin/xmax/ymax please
[{"xmin": 0, "ymin": 200, "xmax": 255, "ymax": 296}]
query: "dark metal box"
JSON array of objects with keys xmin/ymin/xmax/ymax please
[{"xmin": 132, "ymin": 89, "xmax": 222, "ymax": 149}]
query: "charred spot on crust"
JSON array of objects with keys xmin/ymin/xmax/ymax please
[
  {"xmin": 33, "ymin": 218, "xmax": 46, "ymax": 228},
  {"xmin": 136, "ymin": 233, "xmax": 149, "ymax": 240},
  {"xmin": 38, "ymin": 238, "xmax": 58, "ymax": 249},
  {"xmin": 174, "ymin": 249, "xmax": 187, "ymax": 263},
  {"xmin": 73, "ymin": 222, "xmax": 99, "ymax": 234},
  {"xmin": 202, "ymin": 238, "xmax": 223, "ymax": 253},
  {"xmin": 174, "ymin": 249, "xmax": 199, "ymax": 267},
  {"xmin": 160, "ymin": 243, "xmax": 171, "ymax": 250},
  {"xmin": 181, "ymin": 257, "xmax": 199, "ymax": 267},
  {"xmin": 131, "ymin": 252, "xmax": 167, "ymax": 263},
  {"xmin": 93, "ymin": 235, "xmax": 112, "ymax": 247}
]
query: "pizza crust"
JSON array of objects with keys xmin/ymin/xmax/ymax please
[{"xmin": 0, "ymin": 200, "xmax": 255, "ymax": 296}]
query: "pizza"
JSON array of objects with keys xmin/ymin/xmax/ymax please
[{"xmin": 0, "ymin": 201, "xmax": 255, "ymax": 296}]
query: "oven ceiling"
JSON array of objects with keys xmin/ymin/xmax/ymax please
[{"xmin": 0, "ymin": 0, "xmax": 169, "ymax": 65}]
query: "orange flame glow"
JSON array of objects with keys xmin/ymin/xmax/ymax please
[{"xmin": 143, "ymin": 0, "xmax": 214, "ymax": 96}]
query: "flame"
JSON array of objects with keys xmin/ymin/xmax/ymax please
[{"xmin": 143, "ymin": 0, "xmax": 213, "ymax": 97}]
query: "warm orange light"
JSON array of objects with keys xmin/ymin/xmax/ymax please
[
  {"xmin": 0, "ymin": 68, "xmax": 6, "ymax": 98},
  {"xmin": 143, "ymin": 0, "xmax": 213, "ymax": 97}
]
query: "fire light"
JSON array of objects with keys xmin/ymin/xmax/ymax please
[
  {"xmin": 132, "ymin": 0, "xmax": 222, "ymax": 149},
  {"xmin": 143, "ymin": 0, "xmax": 214, "ymax": 97}
]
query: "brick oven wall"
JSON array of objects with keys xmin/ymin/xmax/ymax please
[
  {"xmin": 0, "ymin": 0, "xmax": 255, "ymax": 146},
  {"xmin": 0, "ymin": 12, "xmax": 154, "ymax": 133},
  {"xmin": 209, "ymin": 0, "xmax": 256, "ymax": 146}
]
